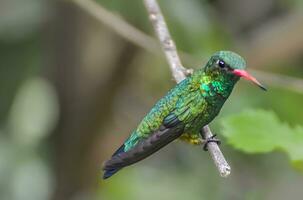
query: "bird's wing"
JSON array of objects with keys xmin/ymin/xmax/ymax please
[
  {"xmin": 171, "ymin": 89, "xmax": 205, "ymax": 124},
  {"xmin": 103, "ymin": 115, "xmax": 185, "ymax": 170},
  {"xmin": 103, "ymin": 78, "xmax": 201, "ymax": 178},
  {"xmin": 103, "ymin": 91, "xmax": 203, "ymax": 171}
]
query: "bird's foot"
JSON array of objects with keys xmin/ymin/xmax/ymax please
[{"xmin": 202, "ymin": 134, "xmax": 221, "ymax": 151}]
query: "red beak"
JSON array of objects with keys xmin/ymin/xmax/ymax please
[{"xmin": 233, "ymin": 69, "xmax": 267, "ymax": 91}]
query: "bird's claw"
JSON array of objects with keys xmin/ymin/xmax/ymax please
[{"xmin": 203, "ymin": 134, "xmax": 221, "ymax": 151}]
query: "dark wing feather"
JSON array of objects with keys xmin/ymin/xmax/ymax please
[{"xmin": 103, "ymin": 115, "xmax": 184, "ymax": 174}]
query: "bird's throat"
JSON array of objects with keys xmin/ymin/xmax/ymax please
[{"xmin": 199, "ymin": 70, "xmax": 239, "ymax": 100}]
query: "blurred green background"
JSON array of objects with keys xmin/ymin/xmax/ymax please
[{"xmin": 1, "ymin": 0, "xmax": 303, "ymax": 199}]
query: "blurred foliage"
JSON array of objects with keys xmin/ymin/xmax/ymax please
[
  {"xmin": 0, "ymin": 77, "xmax": 57, "ymax": 200},
  {"xmin": 9, "ymin": 78, "xmax": 58, "ymax": 147},
  {"xmin": 222, "ymin": 109, "xmax": 303, "ymax": 170}
]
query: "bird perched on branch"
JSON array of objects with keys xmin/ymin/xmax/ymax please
[{"xmin": 103, "ymin": 51, "xmax": 266, "ymax": 179}]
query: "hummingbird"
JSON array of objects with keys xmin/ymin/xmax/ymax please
[{"xmin": 103, "ymin": 51, "xmax": 266, "ymax": 179}]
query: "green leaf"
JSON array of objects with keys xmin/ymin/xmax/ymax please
[{"xmin": 221, "ymin": 109, "xmax": 303, "ymax": 170}]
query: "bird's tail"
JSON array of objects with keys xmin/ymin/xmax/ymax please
[
  {"xmin": 102, "ymin": 125, "xmax": 184, "ymax": 179},
  {"xmin": 103, "ymin": 167, "xmax": 121, "ymax": 179},
  {"xmin": 102, "ymin": 144, "xmax": 125, "ymax": 179}
]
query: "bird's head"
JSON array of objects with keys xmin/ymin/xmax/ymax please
[{"xmin": 205, "ymin": 51, "xmax": 266, "ymax": 90}]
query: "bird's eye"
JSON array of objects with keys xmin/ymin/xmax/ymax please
[{"xmin": 218, "ymin": 60, "xmax": 226, "ymax": 68}]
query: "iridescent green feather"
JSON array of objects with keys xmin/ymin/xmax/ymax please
[{"xmin": 124, "ymin": 51, "xmax": 246, "ymax": 151}]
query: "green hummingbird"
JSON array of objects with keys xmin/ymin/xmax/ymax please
[{"xmin": 103, "ymin": 51, "xmax": 266, "ymax": 179}]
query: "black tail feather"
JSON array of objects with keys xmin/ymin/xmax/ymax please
[
  {"xmin": 102, "ymin": 124, "xmax": 184, "ymax": 179},
  {"xmin": 103, "ymin": 167, "xmax": 121, "ymax": 179},
  {"xmin": 102, "ymin": 144, "xmax": 125, "ymax": 179}
]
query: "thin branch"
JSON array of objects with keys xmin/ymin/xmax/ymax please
[
  {"xmin": 201, "ymin": 126, "xmax": 230, "ymax": 176},
  {"xmin": 73, "ymin": 0, "xmax": 303, "ymax": 95},
  {"xmin": 143, "ymin": 0, "xmax": 231, "ymax": 177},
  {"xmin": 142, "ymin": 0, "xmax": 191, "ymax": 82}
]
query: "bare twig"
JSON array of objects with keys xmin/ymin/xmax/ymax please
[
  {"xmin": 143, "ymin": 0, "xmax": 231, "ymax": 177},
  {"xmin": 142, "ymin": 0, "xmax": 191, "ymax": 82},
  {"xmin": 201, "ymin": 126, "xmax": 230, "ymax": 176},
  {"xmin": 73, "ymin": 0, "xmax": 303, "ymax": 95}
]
